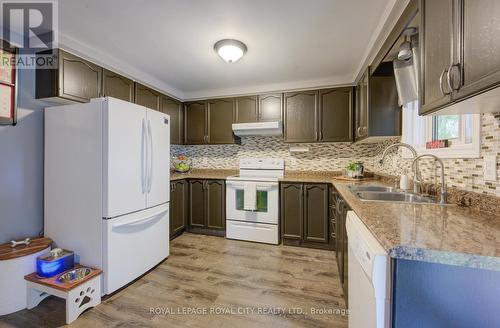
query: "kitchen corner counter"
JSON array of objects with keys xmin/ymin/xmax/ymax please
[
  {"xmin": 332, "ymin": 180, "xmax": 500, "ymax": 271},
  {"xmin": 171, "ymin": 169, "xmax": 238, "ymax": 181},
  {"xmin": 282, "ymin": 171, "xmax": 500, "ymax": 271}
]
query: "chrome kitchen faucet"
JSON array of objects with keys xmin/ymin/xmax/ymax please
[
  {"xmin": 379, "ymin": 143, "xmax": 421, "ymax": 193},
  {"xmin": 412, "ymin": 154, "xmax": 448, "ymax": 204}
]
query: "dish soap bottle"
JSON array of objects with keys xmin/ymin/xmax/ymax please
[{"xmin": 400, "ymin": 170, "xmax": 410, "ymax": 191}]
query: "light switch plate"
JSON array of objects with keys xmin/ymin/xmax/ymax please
[{"xmin": 483, "ymin": 155, "xmax": 497, "ymax": 181}]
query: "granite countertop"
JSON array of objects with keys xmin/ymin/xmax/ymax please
[
  {"xmin": 171, "ymin": 169, "xmax": 238, "ymax": 181},
  {"xmin": 284, "ymin": 171, "xmax": 500, "ymax": 271},
  {"xmin": 170, "ymin": 169, "xmax": 500, "ymax": 270},
  {"xmin": 332, "ymin": 180, "xmax": 500, "ymax": 271}
]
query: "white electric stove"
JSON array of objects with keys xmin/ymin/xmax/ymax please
[{"xmin": 226, "ymin": 158, "xmax": 284, "ymax": 244}]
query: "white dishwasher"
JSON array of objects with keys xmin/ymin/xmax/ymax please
[{"xmin": 346, "ymin": 211, "xmax": 391, "ymax": 328}]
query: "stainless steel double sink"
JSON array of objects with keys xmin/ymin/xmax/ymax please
[{"xmin": 348, "ymin": 185, "xmax": 439, "ymax": 204}]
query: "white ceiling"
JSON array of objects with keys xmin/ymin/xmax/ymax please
[{"xmin": 59, "ymin": 0, "xmax": 397, "ymax": 100}]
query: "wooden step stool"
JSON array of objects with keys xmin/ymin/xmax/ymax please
[{"xmin": 25, "ymin": 265, "xmax": 102, "ymax": 324}]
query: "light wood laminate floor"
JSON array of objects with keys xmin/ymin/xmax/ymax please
[{"xmin": 0, "ymin": 233, "xmax": 348, "ymax": 328}]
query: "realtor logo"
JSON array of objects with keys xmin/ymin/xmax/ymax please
[{"xmin": 1, "ymin": 0, "xmax": 58, "ymax": 50}]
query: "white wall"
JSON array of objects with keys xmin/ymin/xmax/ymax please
[{"xmin": 0, "ymin": 68, "xmax": 51, "ymax": 244}]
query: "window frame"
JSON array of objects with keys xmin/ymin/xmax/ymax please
[{"xmin": 401, "ymin": 101, "xmax": 481, "ymax": 159}]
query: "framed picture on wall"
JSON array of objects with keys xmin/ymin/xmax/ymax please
[{"xmin": 0, "ymin": 40, "xmax": 17, "ymax": 126}]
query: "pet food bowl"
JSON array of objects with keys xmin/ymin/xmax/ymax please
[{"xmin": 57, "ymin": 267, "xmax": 92, "ymax": 283}]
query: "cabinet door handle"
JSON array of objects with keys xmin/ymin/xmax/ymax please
[
  {"xmin": 447, "ymin": 63, "xmax": 461, "ymax": 92},
  {"xmin": 319, "ymin": 130, "xmax": 323, "ymax": 141},
  {"xmin": 439, "ymin": 68, "xmax": 451, "ymax": 96},
  {"xmin": 357, "ymin": 126, "xmax": 362, "ymax": 137}
]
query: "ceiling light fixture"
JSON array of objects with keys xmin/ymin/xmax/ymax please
[{"xmin": 214, "ymin": 39, "xmax": 247, "ymax": 63}]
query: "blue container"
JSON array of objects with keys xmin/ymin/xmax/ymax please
[{"xmin": 36, "ymin": 249, "xmax": 74, "ymax": 278}]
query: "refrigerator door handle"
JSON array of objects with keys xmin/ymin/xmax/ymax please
[
  {"xmin": 147, "ymin": 119, "xmax": 153, "ymax": 193},
  {"xmin": 111, "ymin": 207, "xmax": 168, "ymax": 229},
  {"xmin": 141, "ymin": 118, "xmax": 147, "ymax": 194}
]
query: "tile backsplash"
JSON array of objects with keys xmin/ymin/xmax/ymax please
[
  {"xmin": 172, "ymin": 113, "xmax": 499, "ymax": 197},
  {"xmin": 372, "ymin": 112, "xmax": 499, "ymax": 197}
]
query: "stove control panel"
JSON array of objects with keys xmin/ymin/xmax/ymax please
[{"xmin": 239, "ymin": 158, "xmax": 285, "ymax": 170}]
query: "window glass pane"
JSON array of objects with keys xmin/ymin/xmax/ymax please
[
  {"xmin": 435, "ymin": 115, "xmax": 459, "ymax": 140},
  {"xmin": 235, "ymin": 190, "xmax": 268, "ymax": 212}
]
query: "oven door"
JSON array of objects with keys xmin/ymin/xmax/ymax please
[{"xmin": 226, "ymin": 180, "xmax": 278, "ymax": 224}]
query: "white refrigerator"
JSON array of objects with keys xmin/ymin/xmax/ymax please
[{"xmin": 44, "ymin": 97, "xmax": 170, "ymax": 294}]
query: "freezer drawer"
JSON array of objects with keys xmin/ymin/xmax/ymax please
[
  {"xmin": 103, "ymin": 203, "xmax": 169, "ymax": 294},
  {"xmin": 226, "ymin": 220, "xmax": 279, "ymax": 245}
]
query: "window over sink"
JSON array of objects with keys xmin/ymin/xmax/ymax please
[{"xmin": 402, "ymin": 100, "xmax": 480, "ymax": 158}]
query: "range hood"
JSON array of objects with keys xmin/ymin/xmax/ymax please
[{"xmin": 232, "ymin": 121, "xmax": 283, "ymax": 137}]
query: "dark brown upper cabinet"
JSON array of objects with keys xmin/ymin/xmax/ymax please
[
  {"xmin": 185, "ymin": 99, "xmax": 239, "ymax": 145},
  {"xmin": 101, "ymin": 69, "xmax": 134, "ymax": 102},
  {"xmin": 185, "ymin": 101, "xmax": 208, "ymax": 145},
  {"xmin": 419, "ymin": 0, "xmax": 454, "ymax": 114},
  {"xmin": 284, "ymin": 88, "xmax": 353, "ymax": 143},
  {"xmin": 319, "ymin": 88, "xmax": 353, "ymax": 142},
  {"xmin": 134, "ymin": 83, "xmax": 160, "ymax": 111},
  {"xmin": 234, "ymin": 96, "xmax": 259, "ymax": 123},
  {"xmin": 36, "ymin": 49, "xmax": 102, "ymax": 103},
  {"xmin": 369, "ymin": 66, "xmax": 401, "ymax": 137},
  {"xmin": 234, "ymin": 94, "xmax": 283, "ymax": 123},
  {"xmin": 259, "ymin": 93, "xmax": 283, "ymax": 121},
  {"xmin": 207, "ymin": 98, "xmax": 237, "ymax": 144},
  {"xmin": 161, "ymin": 96, "xmax": 184, "ymax": 145},
  {"xmin": 354, "ymin": 64, "xmax": 401, "ymax": 142},
  {"xmin": 284, "ymin": 90, "xmax": 319, "ymax": 142},
  {"xmin": 455, "ymin": 0, "xmax": 500, "ymax": 100},
  {"xmin": 281, "ymin": 182, "xmax": 331, "ymax": 250},
  {"xmin": 355, "ymin": 68, "xmax": 370, "ymax": 141},
  {"xmin": 185, "ymin": 101, "xmax": 207, "ymax": 144},
  {"xmin": 420, "ymin": 0, "xmax": 500, "ymax": 115}
]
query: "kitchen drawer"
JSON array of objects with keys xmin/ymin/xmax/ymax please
[{"xmin": 226, "ymin": 220, "xmax": 278, "ymax": 245}]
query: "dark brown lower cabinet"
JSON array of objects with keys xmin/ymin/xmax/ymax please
[
  {"xmin": 281, "ymin": 183, "xmax": 304, "ymax": 240},
  {"xmin": 333, "ymin": 187, "xmax": 349, "ymax": 305},
  {"xmin": 170, "ymin": 180, "xmax": 187, "ymax": 240},
  {"xmin": 188, "ymin": 179, "xmax": 225, "ymax": 235},
  {"xmin": 304, "ymin": 184, "xmax": 329, "ymax": 243},
  {"xmin": 280, "ymin": 182, "xmax": 331, "ymax": 250},
  {"xmin": 206, "ymin": 180, "xmax": 225, "ymax": 229}
]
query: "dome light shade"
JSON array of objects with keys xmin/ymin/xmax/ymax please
[{"xmin": 214, "ymin": 39, "xmax": 247, "ymax": 63}]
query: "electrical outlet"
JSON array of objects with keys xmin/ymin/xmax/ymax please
[{"xmin": 483, "ymin": 155, "xmax": 497, "ymax": 181}]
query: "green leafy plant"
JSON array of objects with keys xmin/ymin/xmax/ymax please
[
  {"xmin": 346, "ymin": 162, "xmax": 357, "ymax": 171},
  {"xmin": 346, "ymin": 161, "xmax": 363, "ymax": 171}
]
